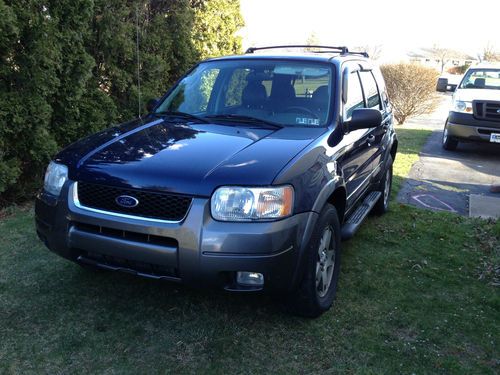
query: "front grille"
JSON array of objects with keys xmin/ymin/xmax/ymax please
[
  {"xmin": 73, "ymin": 222, "xmax": 178, "ymax": 248},
  {"xmin": 76, "ymin": 182, "xmax": 192, "ymax": 221},
  {"xmin": 474, "ymin": 101, "xmax": 500, "ymax": 122},
  {"xmin": 73, "ymin": 222, "xmax": 179, "ymax": 278}
]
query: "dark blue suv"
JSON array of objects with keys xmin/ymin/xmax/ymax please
[{"xmin": 36, "ymin": 46, "xmax": 397, "ymax": 317}]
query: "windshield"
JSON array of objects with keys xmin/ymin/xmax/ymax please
[
  {"xmin": 460, "ymin": 68, "xmax": 500, "ymax": 90},
  {"xmin": 155, "ymin": 60, "xmax": 334, "ymax": 127}
]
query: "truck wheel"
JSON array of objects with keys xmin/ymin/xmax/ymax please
[
  {"xmin": 373, "ymin": 156, "xmax": 393, "ymax": 215},
  {"xmin": 442, "ymin": 123, "xmax": 458, "ymax": 151},
  {"xmin": 286, "ymin": 204, "xmax": 341, "ymax": 318}
]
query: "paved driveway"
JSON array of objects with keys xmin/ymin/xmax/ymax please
[{"xmin": 397, "ymin": 94, "xmax": 500, "ymax": 218}]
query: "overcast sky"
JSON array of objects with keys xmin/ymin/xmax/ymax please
[{"xmin": 239, "ymin": 0, "xmax": 499, "ymax": 61}]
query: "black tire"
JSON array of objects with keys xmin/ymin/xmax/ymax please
[
  {"xmin": 373, "ymin": 156, "xmax": 393, "ymax": 215},
  {"xmin": 442, "ymin": 123, "xmax": 458, "ymax": 151},
  {"xmin": 286, "ymin": 204, "xmax": 341, "ymax": 318}
]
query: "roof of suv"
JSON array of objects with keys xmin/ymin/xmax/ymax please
[{"xmin": 206, "ymin": 45, "xmax": 371, "ymax": 65}]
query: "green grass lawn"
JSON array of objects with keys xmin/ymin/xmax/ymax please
[{"xmin": 0, "ymin": 128, "xmax": 498, "ymax": 374}]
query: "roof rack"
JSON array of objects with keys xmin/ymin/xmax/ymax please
[
  {"xmin": 244, "ymin": 45, "xmax": 369, "ymax": 58},
  {"xmin": 348, "ymin": 51, "xmax": 370, "ymax": 58},
  {"xmin": 245, "ymin": 45, "xmax": 348, "ymax": 54}
]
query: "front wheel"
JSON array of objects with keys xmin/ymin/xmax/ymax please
[
  {"xmin": 442, "ymin": 122, "xmax": 458, "ymax": 151},
  {"xmin": 286, "ymin": 204, "xmax": 341, "ymax": 318}
]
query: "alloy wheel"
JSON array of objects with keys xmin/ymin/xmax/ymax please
[
  {"xmin": 383, "ymin": 168, "xmax": 391, "ymax": 207},
  {"xmin": 315, "ymin": 226, "xmax": 336, "ymax": 298}
]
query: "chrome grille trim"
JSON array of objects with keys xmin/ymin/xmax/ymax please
[{"xmin": 71, "ymin": 182, "xmax": 191, "ymax": 224}]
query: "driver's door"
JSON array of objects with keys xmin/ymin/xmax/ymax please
[{"xmin": 340, "ymin": 67, "xmax": 374, "ymax": 209}]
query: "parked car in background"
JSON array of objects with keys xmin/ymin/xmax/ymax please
[
  {"xmin": 35, "ymin": 45, "xmax": 397, "ymax": 317},
  {"xmin": 443, "ymin": 63, "xmax": 500, "ymax": 150}
]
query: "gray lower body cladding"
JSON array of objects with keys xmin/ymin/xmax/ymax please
[{"xmin": 35, "ymin": 181, "xmax": 316, "ymax": 292}]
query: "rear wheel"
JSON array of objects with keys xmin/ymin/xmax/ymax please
[
  {"xmin": 442, "ymin": 123, "xmax": 458, "ymax": 150},
  {"xmin": 373, "ymin": 156, "xmax": 393, "ymax": 215},
  {"xmin": 286, "ymin": 204, "xmax": 341, "ymax": 318}
]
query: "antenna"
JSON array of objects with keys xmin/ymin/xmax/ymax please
[{"xmin": 136, "ymin": 5, "xmax": 141, "ymax": 119}]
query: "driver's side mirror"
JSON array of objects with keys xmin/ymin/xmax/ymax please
[
  {"xmin": 146, "ymin": 98, "xmax": 159, "ymax": 113},
  {"xmin": 346, "ymin": 108, "xmax": 382, "ymax": 131}
]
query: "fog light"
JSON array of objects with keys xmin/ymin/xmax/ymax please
[{"xmin": 236, "ymin": 272, "xmax": 264, "ymax": 287}]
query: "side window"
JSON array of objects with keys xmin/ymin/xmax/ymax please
[
  {"xmin": 344, "ymin": 71, "xmax": 364, "ymax": 119},
  {"xmin": 359, "ymin": 71, "xmax": 381, "ymax": 110}
]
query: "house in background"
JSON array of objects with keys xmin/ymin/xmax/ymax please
[{"xmin": 407, "ymin": 48, "xmax": 478, "ymax": 73}]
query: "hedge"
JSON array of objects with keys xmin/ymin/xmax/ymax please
[{"xmin": 0, "ymin": 0, "xmax": 243, "ymax": 205}]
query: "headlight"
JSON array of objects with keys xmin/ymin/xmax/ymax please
[
  {"xmin": 452, "ymin": 100, "xmax": 472, "ymax": 113},
  {"xmin": 43, "ymin": 161, "xmax": 68, "ymax": 196},
  {"xmin": 211, "ymin": 186, "xmax": 294, "ymax": 221}
]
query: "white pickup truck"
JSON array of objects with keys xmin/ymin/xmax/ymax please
[{"xmin": 442, "ymin": 63, "xmax": 500, "ymax": 150}]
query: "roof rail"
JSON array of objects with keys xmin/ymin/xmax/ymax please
[
  {"xmin": 348, "ymin": 51, "xmax": 370, "ymax": 58},
  {"xmin": 245, "ymin": 45, "xmax": 349, "ymax": 55},
  {"xmin": 245, "ymin": 45, "xmax": 370, "ymax": 58}
]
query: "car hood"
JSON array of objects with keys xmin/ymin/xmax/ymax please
[
  {"xmin": 454, "ymin": 88, "xmax": 500, "ymax": 102},
  {"xmin": 57, "ymin": 116, "xmax": 325, "ymax": 197}
]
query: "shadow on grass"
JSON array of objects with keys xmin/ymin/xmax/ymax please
[
  {"xmin": 38, "ymin": 256, "xmax": 291, "ymax": 323},
  {"xmin": 393, "ymin": 127, "xmax": 433, "ymax": 156},
  {"xmin": 2, "ymin": 126, "xmax": 498, "ymax": 373}
]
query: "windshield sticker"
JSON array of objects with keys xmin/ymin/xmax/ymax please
[{"xmin": 296, "ymin": 117, "xmax": 320, "ymax": 126}]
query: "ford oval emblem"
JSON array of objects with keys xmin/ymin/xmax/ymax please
[{"xmin": 115, "ymin": 195, "xmax": 139, "ymax": 208}]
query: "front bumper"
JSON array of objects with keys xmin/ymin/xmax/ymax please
[
  {"xmin": 35, "ymin": 181, "xmax": 316, "ymax": 292},
  {"xmin": 447, "ymin": 111, "xmax": 500, "ymax": 142}
]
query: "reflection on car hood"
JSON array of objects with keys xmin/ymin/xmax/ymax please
[
  {"xmin": 454, "ymin": 88, "xmax": 500, "ymax": 102},
  {"xmin": 56, "ymin": 116, "xmax": 326, "ymax": 196}
]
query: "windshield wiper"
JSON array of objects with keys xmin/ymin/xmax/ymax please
[
  {"xmin": 204, "ymin": 114, "xmax": 283, "ymax": 129},
  {"xmin": 153, "ymin": 111, "xmax": 209, "ymax": 123}
]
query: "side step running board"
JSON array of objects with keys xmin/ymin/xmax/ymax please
[{"xmin": 341, "ymin": 191, "xmax": 382, "ymax": 240}]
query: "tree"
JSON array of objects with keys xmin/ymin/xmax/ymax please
[
  {"xmin": 191, "ymin": 0, "xmax": 244, "ymax": 59},
  {"xmin": 482, "ymin": 42, "xmax": 500, "ymax": 62},
  {"xmin": 421, "ymin": 45, "xmax": 462, "ymax": 73},
  {"xmin": 305, "ymin": 32, "xmax": 320, "ymax": 51},
  {"xmin": 0, "ymin": 0, "xmax": 61, "ymax": 199},
  {"xmin": 381, "ymin": 63, "xmax": 440, "ymax": 125},
  {"xmin": 0, "ymin": 0, "xmax": 245, "ymax": 205}
]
